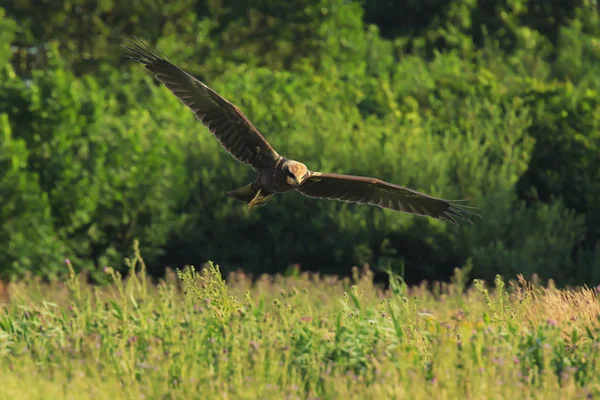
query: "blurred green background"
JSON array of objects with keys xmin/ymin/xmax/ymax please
[{"xmin": 1, "ymin": 0, "xmax": 599, "ymax": 285}]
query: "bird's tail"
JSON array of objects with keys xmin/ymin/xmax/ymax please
[{"xmin": 228, "ymin": 183, "xmax": 273, "ymax": 209}]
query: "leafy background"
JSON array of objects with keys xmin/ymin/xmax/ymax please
[{"xmin": 1, "ymin": 0, "xmax": 599, "ymax": 285}]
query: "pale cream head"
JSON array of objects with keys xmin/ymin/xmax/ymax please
[{"xmin": 284, "ymin": 160, "xmax": 309, "ymax": 187}]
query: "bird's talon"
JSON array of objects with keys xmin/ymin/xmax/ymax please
[{"xmin": 247, "ymin": 189, "xmax": 263, "ymax": 209}]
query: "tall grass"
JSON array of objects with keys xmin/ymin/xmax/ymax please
[{"xmin": 0, "ymin": 246, "xmax": 599, "ymax": 399}]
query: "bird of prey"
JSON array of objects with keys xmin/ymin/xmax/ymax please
[{"xmin": 124, "ymin": 37, "xmax": 478, "ymax": 225}]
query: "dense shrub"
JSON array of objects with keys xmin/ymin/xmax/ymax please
[
  {"xmin": 1, "ymin": 2, "xmax": 599, "ymax": 285},
  {"xmin": 1, "ymin": 42, "xmax": 191, "ymax": 279}
]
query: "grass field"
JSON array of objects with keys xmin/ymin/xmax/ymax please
[{"xmin": 1, "ymin": 247, "xmax": 599, "ymax": 399}]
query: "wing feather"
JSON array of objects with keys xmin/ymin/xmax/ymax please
[
  {"xmin": 296, "ymin": 172, "xmax": 479, "ymax": 225},
  {"xmin": 124, "ymin": 37, "xmax": 280, "ymax": 170}
]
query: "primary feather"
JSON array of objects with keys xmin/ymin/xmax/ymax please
[
  {"xmin": 124, "ymin": 37, "xmax": 280, "ymax": 170},
  {"xmin": 297, "ymin": 173, "xmax": 478, "ymax": 225}
]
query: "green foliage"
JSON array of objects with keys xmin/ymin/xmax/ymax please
[
  {"xmin": 1, "ymin": 1, "xmax": 599, "ymax": 284},
  {"xmin": 1, "ymin": 41, "xmax": 189, "ymax": 278},
  {"xmin": 516, "ymin": 59, "xmax": 600, "ymax": 250},
  {"xmin": 5, "ymin": 0, "xmax": 200, "ymax": 75},
  {"xmin": 0, "ymin": 113, "xmax": 67, "ymax": 279},
  {"xmin": 0, "ymin": 8, "xmax": 16, "ymax": 65},
  {"xmin": 177, "ymin": 262, "xmax": 241, "ymax": 326}
]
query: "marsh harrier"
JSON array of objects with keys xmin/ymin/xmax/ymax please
[{"xmin": 125, "ymin": 38, "xmax": 478, "ymax": 225}]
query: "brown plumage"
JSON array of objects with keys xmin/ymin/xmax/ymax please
[{"xmin": 124, "ymin": 37, "xmax": 479, "ymax": 225}]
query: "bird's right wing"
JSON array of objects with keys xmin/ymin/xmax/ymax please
[
  {"xmin": 296, "ymin": 172, "xmax": 479, "ymax": 225},
  {"xmin": 124, "ymin": 37, "xmax": 280, "ymax": 170}
]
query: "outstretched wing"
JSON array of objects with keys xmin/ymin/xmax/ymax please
[
  {"xmin": 124, "ymin": 37, "xmax": 280, "ymax": 170},
  {"xmin": 296, "ymin": 172, "xmax": 479, "ymax": 225}
]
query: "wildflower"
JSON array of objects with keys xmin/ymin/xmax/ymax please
[
  {"xmin": 547, "ymin": 318, "xmax": 558, "ymax": 326},
  {"xmin": 299, "ymin": 316, "xmax": 313, "ymax": 323},
  {"xmin": 64, "ymin": 259, "xmax": 71, "ymax": 265},
  {"xmin": 454, "ymin": 309, "xmax": 465, "ymax": 321},
  {"xmin": 127, "ymin": 336, "xmax": 138, "ymax": 345}
]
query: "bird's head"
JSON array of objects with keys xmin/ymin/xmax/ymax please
[{"xmin": 284, "ymin": 160, "xmax": 309, "ymax": 187}]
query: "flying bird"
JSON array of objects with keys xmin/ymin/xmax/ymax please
[{"xmin": 124, "ymin": 37, "xmax": 478, "ymax": 225}]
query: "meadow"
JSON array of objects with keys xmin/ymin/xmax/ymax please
[{"xmin": 1, "ymin": 244, "xmax": 599, "ymax": 399}]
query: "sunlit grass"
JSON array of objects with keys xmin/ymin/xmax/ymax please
[{"xmin": 0, "ymin": 245, "xmax": 599, "ymax": 399}]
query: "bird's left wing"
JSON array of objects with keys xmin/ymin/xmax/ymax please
[
  {"xmin": 124, "ymin": 37, "xmax": 280, "ymax": 170},
  {"xmin": 296, "ymin": 172, "xmax": 478, "ymax": 225}
]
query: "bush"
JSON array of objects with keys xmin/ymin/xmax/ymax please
[
  {"xmin": 1, "ymin": 1, "xmax": 599, "ymax": 286},
  {"xmin": 1, "ymin": 43, "xmax": 190, "ymax": 279}
]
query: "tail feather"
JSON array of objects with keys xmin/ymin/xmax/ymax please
[{"xmin": 228, "ymin": 183, "xmax": 257, "ymax": 203}]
